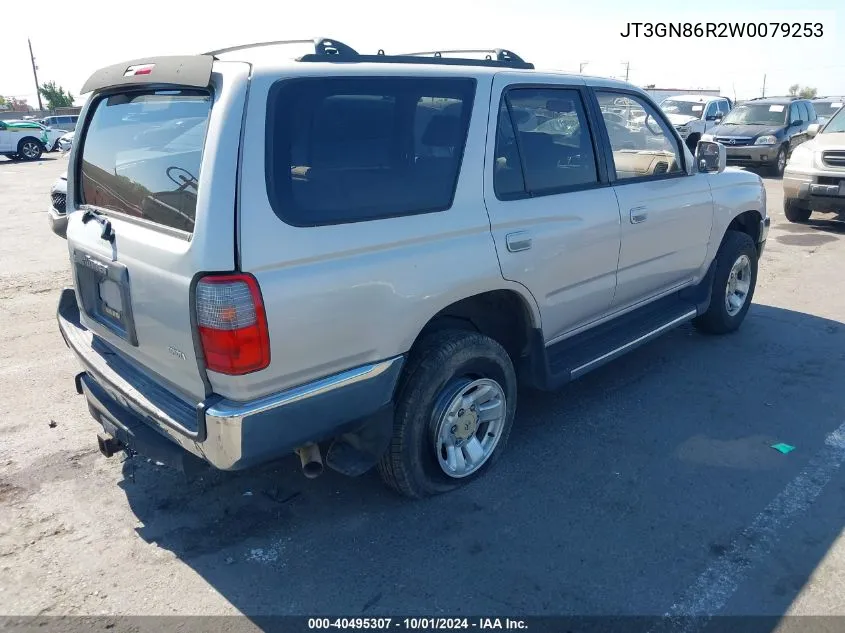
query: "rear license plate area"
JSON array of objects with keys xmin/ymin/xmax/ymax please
[{"xmin": 72, "ymin": 250, "xmax": 138, "ymax": 346}]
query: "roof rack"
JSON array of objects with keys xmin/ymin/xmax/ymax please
[
  {"xmin": 204, "ymin": 37, "xmax": 358, "ymax": 58},
  {"xmin": 396, "ymin": 48, "xmax": 532, "ymax": 67},
  {"xmin": 204, "ymin": 37, "xmax": 534, "ymax": 69},
  {"xmin": 748, "ymin": 95, "xmax": 800, "ymax": 101}
]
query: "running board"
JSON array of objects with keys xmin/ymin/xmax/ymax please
[
  {"xmin": 530, "ymin": 292, "xmax": 702, "ymax": 390},
  {"xmin": 569, "ymin": 309, "xmax": 696, "ymax": 379}
]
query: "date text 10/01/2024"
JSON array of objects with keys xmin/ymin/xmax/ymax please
[
  {"xmin": 620, "ymin": 22, "xmax": 824, "ymax": 38},
  {"xmin": 307, "ymin": 618, "xmax": 528, "ymax": 630}
]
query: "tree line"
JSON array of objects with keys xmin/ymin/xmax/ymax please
[{"xmin": 0, "ymin": 81, "xmax": 75, "ymax": 112}]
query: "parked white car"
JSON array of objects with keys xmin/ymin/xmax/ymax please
[
  {"xmin": 0, "ymin": 119, "xmax": 47, "ymax": 160},
  {"xmin": 57, "ymin": 131, "xmax": 74, "ymax": 152},
  {"xmin": 783, "ymin": 105, "xmax": 845, "ymax": 222},
  {"xmin": 48, "ymin": 172, "xmax": 68, "ymax": 238},
  {"xmin": 660, "ymin": 95, "xmax": 733, "ymax": 152},
  {"xmin": 7, "ymin": 120, "xmax": 64, "ymax": 152}
]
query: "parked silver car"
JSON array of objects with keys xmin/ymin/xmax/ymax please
[
  {"xmin": 57, "ymin": 38, "xmax": 768, "ymax": 498},
  {"xmin": 40, "ymin": 114, "xmax": 79, "ymax": 132}
]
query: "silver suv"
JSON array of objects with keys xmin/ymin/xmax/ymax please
[{"xmin": 57, "ymin": 38, "xmax": 769, "ymax": 498}]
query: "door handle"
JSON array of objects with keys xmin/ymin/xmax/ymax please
[
  {"xmin": 506, "ymin": 231, "xmax": 532, "ymax": 252},
  {"xmin": 630, "ymin": 206, "xmax": 648, "ymax": 224}
]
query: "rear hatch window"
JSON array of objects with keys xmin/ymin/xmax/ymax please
[{"xmin": 79, "ymin": 89, "xmax": 211, "ymax": 233}]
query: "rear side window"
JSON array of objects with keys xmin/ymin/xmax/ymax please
[
  {"xmin": 798, "ymin": 102, "xmax": 809, "ymax": 122},
  {"xmin": 78, "ymin": 89, "xmax": 211, "ymax": 233},
  {"xmin": 266, "ymin": 76, "xmax": 475, "ymax": 226},
  {"xmin": 806, "ymin": 102, "xmax": 817, "ymax": 121}
]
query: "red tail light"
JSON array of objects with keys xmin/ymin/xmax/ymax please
[{"xmin": 195, "ymin": 274, "xmax": 270, "ymax": 375}]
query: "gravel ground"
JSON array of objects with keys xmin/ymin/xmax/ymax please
[{"xmin": 1, "ymin": 155, "xmax": 844, "ymax": 624}]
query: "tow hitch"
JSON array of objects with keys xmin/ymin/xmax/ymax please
[{"xmin": 97, "ymin": 431, "xmax": 124, "ymax": 458}]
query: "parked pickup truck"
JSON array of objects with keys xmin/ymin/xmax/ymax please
[
  {"xmin": 660, "ymin": 94, "xmax": 733, "ymax": 152},
  {"xmin": 57, "ymin": 39, "xmax": 768, "ymax": 498}
]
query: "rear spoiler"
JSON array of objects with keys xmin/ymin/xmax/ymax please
[{"xmin": 80, "ymin": 55, "xmax": 214, "ymax": 94}]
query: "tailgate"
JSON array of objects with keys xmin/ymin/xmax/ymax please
[{"xmin": 65, "ymin": 60, "xmax": 250, "ymax": 402}]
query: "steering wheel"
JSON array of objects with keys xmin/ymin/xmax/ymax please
[{"xmin": 166, "ymin": 166, "xmax": 198, "ymax": 192}]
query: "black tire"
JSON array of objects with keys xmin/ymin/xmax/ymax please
[
  {"xmin": 378, "ymin": 330, "xmax": 517, "ymax": 499},
  {"xmin": 685, "ymin": 134, "xmax": 700, "ymax": 153},
  {"xmin": 693, "ymin": 230, "xmax": 758, "ymax": 335},
  {"xmin": 17, "ymin": 138, "xmax": 43, "ymax": 161},
  {"xmin": 784, "ymin": 198, "xmax": 812, "ymax": 223},
  {"xmin": 767, "ymin": 145, "xmax": 787, "ymax": 177}
]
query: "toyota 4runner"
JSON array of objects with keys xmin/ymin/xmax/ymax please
[{"xmin": 57, "ymin": 38, "xmax": 769, "ymax": 498}]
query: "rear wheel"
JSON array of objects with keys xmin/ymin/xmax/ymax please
[
  {"xmin": 17, "ymin": 138, "xmax": 43, "ymax": 161},
  {"xmin": 784, "ymin": 198, "xmax": 812, "ymax": 223},
  {"xmin": 378, "ymin": 330, "xmax": 517, "ymax": 498},
  {"xmin": 693, "ymin": 230, "xmax": 758, "ymax": 335}
]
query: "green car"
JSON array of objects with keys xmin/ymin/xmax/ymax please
[{"xmin": 0, "ymin": 119, "xmax": 47, "ymax": 161}]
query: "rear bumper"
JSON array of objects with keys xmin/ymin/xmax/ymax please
[{"xmin": 57, "ymin": 288, "xmax": 404, "ymax": 471}]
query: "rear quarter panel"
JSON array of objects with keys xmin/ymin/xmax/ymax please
[{"xmin": 224, "ymin": 66, "xmax": 540, "ymax": 402}]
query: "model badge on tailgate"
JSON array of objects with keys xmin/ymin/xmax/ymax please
[{"xmin": 168, "ymin": 346, "xmax": 187, "ymax": 361}]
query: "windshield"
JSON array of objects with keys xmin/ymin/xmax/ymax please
[
  {"xmin": 79, "ymin": 89, "xmax": 211, "ymax": 233},
  {"xmin": 661, "ymin": 99, "xmax": 704, "ymax": 118},
  {"xmin": 822, "ymin": 105, "xmax": 845, "ymax": 133},
  {"xmin": 815, "ymin": 101, "xmax": 843, "ymax": 117},
  {"xmin": 721, "ymin": 104, "xmax": 787, "ymax": 126}
]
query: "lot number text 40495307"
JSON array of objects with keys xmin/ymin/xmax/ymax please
[{"xmin": 307, "ymin": 618, "xmax": 528, "ymax": 630}]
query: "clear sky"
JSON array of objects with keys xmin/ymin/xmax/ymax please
[{"xmin": 1, "ymin": 0, "xmax": 841, "ymax": 108}]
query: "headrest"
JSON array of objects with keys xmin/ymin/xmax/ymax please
[{"xmin": 421, "ymin": 115, "xmax": 462, "ymax": 147}]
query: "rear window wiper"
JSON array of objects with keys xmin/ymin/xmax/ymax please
[{"xmin": 82, "ymin": 209, "xmax": 115, "ymax": 243}]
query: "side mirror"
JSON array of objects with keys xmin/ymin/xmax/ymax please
[
  {"xmin": 792, "ymin": 120, "xmax": 803, "ymax": 127},
  {"xmin": 807, "ymin": 123, "xmax": 820, "ymax": 137},
  {"xmin": 696, "ymin": 140, "xmax": 726, "ymax": 174}
]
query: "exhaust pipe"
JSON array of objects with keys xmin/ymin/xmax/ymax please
[{"xmin": 296, "ymin": 443, "xmax": 324, "ymax": 479}]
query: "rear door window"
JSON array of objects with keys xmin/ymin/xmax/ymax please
[
  {"xmin": 493, "ymin": 87, "xmax": 599, "ymax": 198},
  {"xmin": 265, "ymin": 76, "xmax": 476, "ymax": 226},
  {"xmin": 78, "ymin": 89, "xmax": 212, "ymax": 233},
  {"xmin": 797, "ymin": 102, "xmax": 809, "ymax": 123}
]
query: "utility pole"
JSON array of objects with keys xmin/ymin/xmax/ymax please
[
  {"xmin": 579, "ymin": 62, "xmax": 589, "ymax": 74},
  {"xmin": 622, "ymin": 61, "xmax": 630, "ymax": 82},
  {"xmin": 761, "ymin": 74, "xmax": 766, "ymax": 98},
  {"xmin": 28, "ymin": 38, "xmax": 43, "ymax": 111}
]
